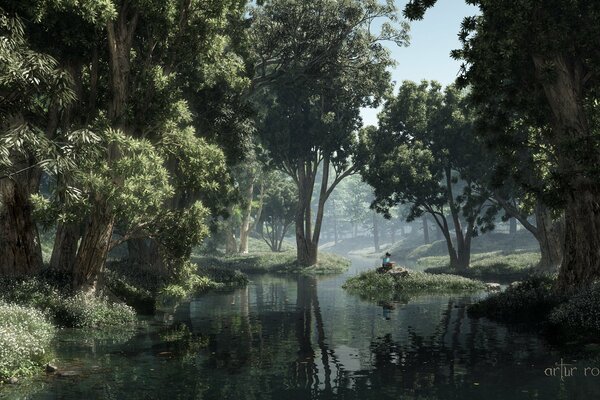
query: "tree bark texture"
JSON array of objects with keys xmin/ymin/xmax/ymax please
[
  {"xmin": 533, "ymin": 53, "xmax": 600, "ymax": 291},
  {"xmin": 73, "ymin": 200, "xmax": 115, "ymax": 292},
  {"xmin": 0, "ymin": 173, "xmax": 43, "ymax": 276},
  {"xmin": 50, "ymin": 222, "xmax": 80, "ymax": 272}
]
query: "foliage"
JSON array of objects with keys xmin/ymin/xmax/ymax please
[
  {"xmin": 549, "ymin": 284, "xmax": 600, "ymax": 336},
  {"xmin": 0, "ymin": 302, "xmax": 54, "ymax": 380},
  {"xmin": 251, "ymin": 0, "xmax": 407, "ymax": 264},
  {"xmin": 467, "ymin": 276, "xmax": 563, "ymax": 323},
  {"xmin": 360, "ymin": 81, "xmax": 495, "ymax": 269},
  {"xmin": 0, "ymin": 275, "xmax": 135, "ymax": 328},
  {"xmin": 260, "ymin": 173, "xmax": 297, "ymax": 251},
  {"xmin": 343, "ymin": 270, "xmax": 486, "ymax": 302}
]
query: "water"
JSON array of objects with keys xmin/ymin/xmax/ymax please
[{"xmin": 3, "ymin": 257, "xmax": 600, "ymax": 399}]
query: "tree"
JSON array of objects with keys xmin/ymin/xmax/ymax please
[
  {"xmin": 1, "ymin": 0, "xmax": 251, "ymax": 293},
  {"xmin": 0, "ymin": 8, "xmax": 76, "ymax": 276},
  {"xmin": 361, "ymin": 81, "xmax": 493, "ymax": 270},
  {"xmin": 404, "ymin": 0, "xmax": 600, "ymax": 291},
  {"xmin": 251, "ymin": 0, "xmax": 407, "ymax": 265},
  {"xmin": 260, "ymin": 173, "xmax": 297, "ymax": 252}
]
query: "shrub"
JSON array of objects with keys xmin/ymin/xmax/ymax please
[
  {"xmin": 55, "ymin": 293, "xmax": 136, "ymax": 328},
  {"xmin": 0, "ymin": 276, "xmax": 136, "ymax": 329},
  {"xmin": 549, "ymin": 284, "xmax": 600, "ymax": 336},
  {"xmin": 468, "ymin": 276, "xmax": 563, "ymax": 323},
  {"xmin": 0, "ymin": 302, "xmax": 54, "ymax": 380}
]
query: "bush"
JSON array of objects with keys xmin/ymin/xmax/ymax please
[
  {"xmin": 0, "ymin": 277, "xmax": 136, "ymax": 329},
  {"xmin": 468, "ymin": 276, "xmax": 563, "ymax": 323},
  {"xmin": 343, "ymin": 269, "xmax": 486, "ymax": 302},
  {"xmin": 0, "ymin": 303, "xmax": 54, "ymax": 380},
  {"xmin": 549, "ymin": 284, "xmax": 600, "ymax": 336},
  {"xmin": 55, "ymin": 293, "xmax": 136, "ymax": 328}
]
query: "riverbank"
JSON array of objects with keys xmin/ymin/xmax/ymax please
[
  {"xmin": 468, "ymin": 277, "xmax": 600, "ymax": 344},
  {"xmin": 192, "ymin": 249, "xmax": 351, "ymax": 275},
  {"xmin": 422, "ymin": 250, "xmax": 540, "ymax": 282}
]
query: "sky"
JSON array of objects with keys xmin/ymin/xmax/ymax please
[{"xmin": 360, "ymin": 0, "xmax": 480, "ymax": 126}]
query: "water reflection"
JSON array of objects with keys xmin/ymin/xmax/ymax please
[{"xmin": 5, "ymin": 261, "xmax": 600, "ymax": 399}]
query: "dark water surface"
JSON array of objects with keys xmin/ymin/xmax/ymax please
[{"xmin": 3, "ymin": 256, "xmax": 600, "ymax": 400}]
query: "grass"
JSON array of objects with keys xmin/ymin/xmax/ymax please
[
  {"xmin": 0, "ymin": 302, "xmax": 54, "ymax": 381},
  {"xmin": 192, "ymin": 237, "xmax": 350, "ymax": 275},
  {"xmin": 422, "ymin": 251, "xmax": 540, "ymax": 282},
  {"xmin": 193, "ymin": 250, "xmax": 350, "ymax": 275},
  {"xmin": 343, "ymin": 269, "xmax": 486, "ymax": 303},
  {"xmin": 383, "ymin": 230, "xmax": 539, "ymax": 263}
]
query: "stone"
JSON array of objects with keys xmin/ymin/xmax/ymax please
[
  {"xmin": 45, "ymin": 363, "xmax": 58, "ymax": 373},
  {"xmin": 485, "ymin": 283, "xmax": 501, "ymax": 291},
  {"xmin": 8, "ymin": 377, "xmax": 18, "ymax": 384},
  {"xmin": 57, "ymin": 370, "xmax": 80, "ymax": 377}
]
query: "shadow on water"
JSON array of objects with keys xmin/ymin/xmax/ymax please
[{"xmin": 5, "ymin": 257, "xmax": 600, "ymax": 399}]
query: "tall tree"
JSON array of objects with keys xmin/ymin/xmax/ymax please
[
  {"xmin": 251, "ymin": 0, "xmax": 408, "ymax": 265},
  {"xmin": 404, "ymin": 0, "xmax": 600, "ymax": 291},
  {"xmin": 361, "ymin": 82, "xmax": 493, "ymax": 270}
]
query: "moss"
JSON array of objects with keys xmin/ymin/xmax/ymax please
[
  {"xmin": 423, "ymin": 251, "xmax": 540, "ymax": 282},
  {"xmin": 343, "ymin": 269, "xmax": 486, "ymax": 302}
]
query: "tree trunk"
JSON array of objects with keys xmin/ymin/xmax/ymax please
[
  {"xmin": 295, "ymin": 160, "xmax": 316, "ymax": 266},
  {"xmin": 558, "ymin": 190, "xmax": 600, "ymax": 291},
  {"xmin": 373, "ymin": 211, "xmax": 380, "ymax": 252},
  {"xmin": 422, "ymin": 216, "xmax": 430, "ymax": 244},
  {"xmin": 0, "ymin": 173, "xmax": 43, "ymax": 276},
  {"xmin": 73, "ymin": 201, "xmax": 115, "ymax": 292},
  {"xmin": 535, "ymin": 202, "xmax": 563, "ymax": 273},
  {"xmin": 50, "ymin": 222, "xmax": 80, "ymax": 272},
  {"xmin": 509, "ymin": 217, "xmax": 517, "ymax": 235},
  {"xmin": 225, "ymin": 226, "xmax": 238, "ymax": 254},
  {"xmin": 238, "ymin": 181, "xmax": 255, "ymax": 254}
]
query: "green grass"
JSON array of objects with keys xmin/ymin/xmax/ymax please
[
  {"xmin": 343, "ymin": 269, "xmax": 486, "ymax": 303},
  {"xmin": 0, "ymin": 302, "xmax": 55, "ymax": 381},
  {"xmin": 387, "ymin": 231, "xmax": 539, "ymax": 262},
  {"xmin": 192, "ymin": 249, "xmax": 350, "ymax": 275},
  {"xmin": 421, "ymin": 250, "xmax": 540, "ymax": 281}
]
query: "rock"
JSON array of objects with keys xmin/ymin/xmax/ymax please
[
  {"xmin": 45, "ymin": 363, "xmax": 58, "ymax": 373},
  {"xmin": 509, "ymin": 281, "xmax": 521, "ymax": 289},
  {"xmin": 485, "ymin": 283, "xmax": 501, "ymax": 291},
  {"xmin": 57, "ymin": 370, "xmax": 80, "ymax": 377},
  {"xmin": 388, "ymin": 267, "xmax": 410, "ymax": 277},
  {"xmin": 8, "ymin": 377, "xmax": 18, "ymax": 384}
]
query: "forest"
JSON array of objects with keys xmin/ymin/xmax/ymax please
[{"xmin": 1, "ymin": 0, "xmax": 600, "ymax": 399}]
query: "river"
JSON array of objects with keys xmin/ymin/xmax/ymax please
[{"xmin": 3, "ymin": 256, "xmax": 600, "ymax": 399}]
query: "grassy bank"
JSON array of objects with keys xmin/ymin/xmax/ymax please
[
  {"xmin": 193, "ymin": 250, "xmax": 350, "ymax": 275},
  {"xmin": 343, "ymin": 269, "xmax": 486, "ymax": 303},
  {"xmin": 0, "ymin": 274, "xmax": 137, "ymax": 383},
  {"xmin": 468, "ymin": 277, "xmax": 600, "ymax": 343},
  {"xmin": 422, "ymin": 251, "xmax": 540, "ymax": 282}
]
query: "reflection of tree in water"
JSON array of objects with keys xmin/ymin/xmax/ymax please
[
  {"xmin": 333, "ymin": 298, "xmax": 569, "ymax": 400},
  {"xmin": 289, "ymin": 275, "xmax": 343, "ymax": 395}
]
